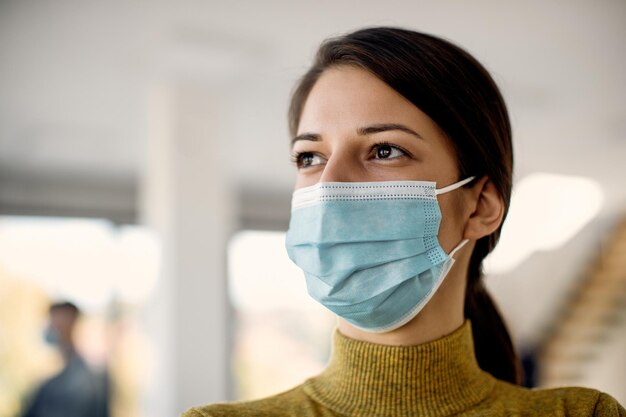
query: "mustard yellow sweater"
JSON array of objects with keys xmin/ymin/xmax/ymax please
[{"xmin": 182, "ymin": 321, "xmax": 625, "ymax": 416}]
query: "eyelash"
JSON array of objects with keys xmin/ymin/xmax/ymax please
[
  {"xmin": 290, "ymin": 152, "xmax": 312, "ymax": 167},
  {"xmin": 291, "ymin": 141, "xmax": 411, "ymax": 168},
  {"xmin": 371, "ymin": 141, "xmax": 411, "ymax": 159}
]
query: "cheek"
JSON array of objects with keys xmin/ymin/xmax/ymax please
[{"xmin": 295, "ymin": 168, "xmax": 325, "ymax": 189}]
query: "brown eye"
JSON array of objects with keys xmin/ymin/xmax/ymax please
[
  {"xmin": 300, "ymin": 153, "xmax": 314, "ymax": 167},
  {"xmin": 294, "ymin": 152, "xmax": 325, "ymax": 168},
  {"xmin": 377, "ymin": 145, "xmax": 392, "ymax": 158},
  {"xmin": 373, "ymin": 143, "xmax": 405, "ymax": 160}
]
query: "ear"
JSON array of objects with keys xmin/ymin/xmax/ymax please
[{"xmin": 463, "ymin": 176, "xmax": 505, "ymax": 241}]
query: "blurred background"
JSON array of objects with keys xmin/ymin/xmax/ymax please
[{"xmin": 0, "ymin": 0, "xmax": 625, "ymax": 416}]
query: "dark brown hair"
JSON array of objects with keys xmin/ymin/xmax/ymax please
[
  {"xmin": 288, "ymin": 27, "xmax": 520, "ymax": 384},
  {"xmin": 50, "ymin": 301, "xmax": 80, "ymax": 318}
]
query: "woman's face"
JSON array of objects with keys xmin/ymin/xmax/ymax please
[{"xmin": 292, "ymin": 65, "xmax": 469, "ymax": 252}]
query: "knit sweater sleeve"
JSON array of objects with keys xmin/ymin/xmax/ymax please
[{"xmin": 593, "ymin": 392, "xmax": 626, "ymax": 416}]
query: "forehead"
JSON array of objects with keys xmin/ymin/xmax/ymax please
[{"xmin": 298, "ymin": 66, "xmax": 440, "ymax": 137}]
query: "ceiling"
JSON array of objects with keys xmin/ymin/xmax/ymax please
[{"xmin": 1, "ymin": 0, "xmax": 625, "ymax": 194}]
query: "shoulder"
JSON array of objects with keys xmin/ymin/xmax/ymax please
[
  {"xmin": 180, "ymin": 384, "xmax": 326, "ymax": 417},
  {"xmin": 487, "ymin": 379, "xmax": 625, "ymax": 416}
]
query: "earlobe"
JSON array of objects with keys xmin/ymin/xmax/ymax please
[{"xmin": 463, "ymin": 177, "xmax": 505, "ymax": 241}]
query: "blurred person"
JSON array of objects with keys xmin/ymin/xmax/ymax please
[
  {"xmin": 183, "ymin": 27, "xmax": 625, "ymax": 416},
  {"xmin": 22, "ymin": 301, "xmax": 110, "ymax": 417}
]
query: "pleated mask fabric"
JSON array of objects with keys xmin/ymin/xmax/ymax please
[{"xmin": 285, "ymin": 178, "xmax": 473, "ymax": 332}]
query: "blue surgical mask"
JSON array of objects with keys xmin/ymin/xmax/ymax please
[
  {"xmin": 285, "ymin": 177, "xmax": 474, "ymax": 333},
  {"xmin": 43, "ymin": 325, "xmax": 60, "ymax": 346}
]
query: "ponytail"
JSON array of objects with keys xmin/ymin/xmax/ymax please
[{"xmin": 465, "ymin": 237, "xmax": 521, "ymax": 384}]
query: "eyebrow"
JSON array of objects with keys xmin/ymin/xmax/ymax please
[
  {"xmin": 291, "ymin": 132, "xmax": 321, "ymax": 146},
  {"xmin": 291, "ymin": 123, "xmax": 423, "ymax": 147},
  {"xmin": 357, "ymin": 123, "xmax": 423, "ymax": 139}
]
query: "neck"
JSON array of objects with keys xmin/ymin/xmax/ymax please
[
  {"xmin": 59, "ymin": 338, "xmax": 76, "ymax": 361},
  {"xmin": 337, "ymin": 254, "xmax": 467, "ymax": 346}
]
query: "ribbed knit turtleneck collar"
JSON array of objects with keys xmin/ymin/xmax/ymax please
[{"xmin": 304, "ymin": 321, "xmax": 495, "ymax": 417}]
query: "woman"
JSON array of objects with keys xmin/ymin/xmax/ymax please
[{"xmin": 183, "ymin": 27, "xmax": 625, "ymax": 416}]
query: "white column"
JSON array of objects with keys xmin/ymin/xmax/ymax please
[{"xmin": 140, "ymin": 83, "xmax": 235, "ymax": 417}]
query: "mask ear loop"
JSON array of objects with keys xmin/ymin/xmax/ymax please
[
  {"xmin": 435, "ymin": 177, "xmax": 475, "ymax": 260},
  {"xmin": 435, "ymin": 176, "xmax": 476, "ymax": 195},
  {"xmin": 448, "ymin": 238, "xmax": 469, "ymax": 259}
]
